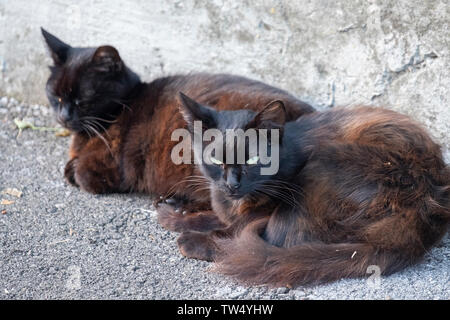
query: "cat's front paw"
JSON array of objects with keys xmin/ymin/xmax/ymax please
[
  {"xmin": 72, "ymin": 160, "xmax": 119, "ymax": 194},
  {"xmin": 157, "ymin": 203, "xmax": 226, "ymax": 233},
  {"xmin": 64, "ymin": 158, "xmax": 79, "ymax": 187},
  {"xmin": 154, "ymin": 196, "xmax": 186, "ymax": 210},
  {"xmin": 74, "ymin": 169, "xmax": 113, "ymax": 194},
  {"xmin": 154, "ymin": 196, "xmax": 212, "ymax": 213},
  {"xmin": 177, "ymin": 231, "xmax": 217, "ymax": 261},
  {"xmin": 157, "ymin": 203, "xmax": 185, "ymax": 232}
]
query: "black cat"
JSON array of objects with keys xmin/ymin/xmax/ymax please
[
  {"xmin": 41, "ymin": 28, "xmax": 314, "ymax": 209},
  {"xmin": 158, "ymin": 94, "xmax": 450, "ymax": 287}
]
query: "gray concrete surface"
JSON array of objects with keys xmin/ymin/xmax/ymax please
[
  {"xmin": 0, "ymin": 0, "xmax": 449, "ymax": 299},
  {"xmin": 0, "ymin": 97, "xmax": 449, "ymax": 299},
  {"xmin": 1, "ymin": 0, "xmax": 449, "ymax": 151}
]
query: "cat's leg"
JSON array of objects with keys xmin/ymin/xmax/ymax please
[
  {"xmin": 177, "ymin": 215, "xmax": 271, "ymax": 261},
  {"xmin": 64, "ymin": 133, "xmax": 89, "ymax": 188},
  {"xmin": 177, "ymin": 227, "xmax": 233, "ymax": 261},
  {"xmin": 63, "ymin": 134, "xmax": 120, "ymax": 193},
  {"xmin": 154, "ymin": 194, "xmax": 211, "ymax": 212},
  {"xmin": 156, "ymin": 203, "xmax": 226, "ymax": 233},
  {"xmin": 71, "ymin": 152, "xmax": 121, "ymax": 194},
  {"xmin": 64, "ymin": 157, "xmax": 79, "ymax": 187},
  {"xmin": 177, "ymin": 231, "xmax": 220, "ymax": 261}
]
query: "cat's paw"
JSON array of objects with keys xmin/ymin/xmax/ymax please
[
  {"xmin": 154, "ymin": 196, "xmax": 212, "ymax": 213},
  {"xmin": 157, "ymin": 203, "xmax": 226, "ymax": 233},
  {"xmin": 72, "ymin": 161, "xmax": 119, "ymax": 194},
  {"xmin": 177, "ymin": 231, "xmax": 217, "ymax": 261},
  {"xmin": 154, "ymin": 196, "xmax": 187, "ymax": 210},
  {"xmin": 75, "ymin": 169, "xmax": 111, "ymax": 194},
  {"xmin": 157, "ymin": 203, "xmax": 185, "ymax": 232},
  {"xmin": 64, "ymin": 158, "xmax": 79, "ymax": 187}
]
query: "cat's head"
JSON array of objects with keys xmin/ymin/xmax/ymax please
[
  {"xmin": 178, "ymin": 92, "xmax": 289, "ymax": 201},
  {"xmin": 41, "ymin": 28, "xmax": 140, "ymax": 133}
]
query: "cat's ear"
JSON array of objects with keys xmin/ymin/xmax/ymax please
[
  {"xmin": 178, "ymin": 92, "xmax": 216, "ymax": 131},
  {"xmin": 247, "ymin": 100, "xmax": 286, "ymax": 130},
  {"xmin": 91, "ymin": 46, "xmax": 123, "ymax": 73},
  {"xmin": 41, "ymin": 27, "xmax": 71, "ymax": 65}
]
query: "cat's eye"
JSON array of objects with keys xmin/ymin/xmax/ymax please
[
  {"xmin": 57, "ymin": 97, "xmax": 62, "ymax": 103},
  {"xmin": 210, "ymin": 156, "xmax": 223, "ymax": 165},
  {"xmin": 246, "ymin": 156, "xmax": 259, "ymax": 165}
]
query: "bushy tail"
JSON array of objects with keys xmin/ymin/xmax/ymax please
[{"xmin": 213, "ymin": 219, "xmax": 419, "ymax": 288}]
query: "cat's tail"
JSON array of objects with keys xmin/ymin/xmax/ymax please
[{"xmin": 213, "ymin": 219, "xmax": 419, "ymax": 288}]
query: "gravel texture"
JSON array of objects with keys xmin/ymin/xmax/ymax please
[{"xmin": 0, "ymin": 96, "xmax": 448, "ymax": 300}]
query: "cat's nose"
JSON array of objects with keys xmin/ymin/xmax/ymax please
[
  {"xmin": 226, "ymin": 180, "xmax": 241, "ymax": 190},
  {"xmin": 58, "ymin": 106, "xmax": 71, "ymax": 123},
  {"xmin": 226, "ymin": 168, "xmax": 241, "ymax": 190}
]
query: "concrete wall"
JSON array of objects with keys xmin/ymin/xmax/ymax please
[{"xmin": 0, "ymin": 0, "xmax": 448, "ymax": 152}]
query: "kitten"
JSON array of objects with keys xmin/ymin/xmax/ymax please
[
  {"xmin": 41, "ymin": 28, "xmax": 314, "ymax": 209},
  {"xmin": 158, "ymin": 95, "xmax": 450, "ymax": 287}
]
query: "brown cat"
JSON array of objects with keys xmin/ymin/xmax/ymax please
[
  {"xmin": 41, "ymin": 28, "xmax": 314, "ymax": 208},
  {"xmin": 158, "ymin": 96, "xmax": 450, "ymax": 287}
]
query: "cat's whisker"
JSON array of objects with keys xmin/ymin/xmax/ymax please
[
  {"xmin": 255, "ymin": 186, "xmax": 299, "ymax": 208},
  {"xmin": 85, "ymin": 122, "xmax": 113, "ymax": 156},
  {"xmin": 261, "ymin": 184, "xmax": 300, "ymax": 203},
  {"xmin": 83, "ymin": 123, "xmax": 98, "ymax": 141},
  {"xmin": 245, "ymin": 180, "xmax": 301, "ymax": 207},
  {"xmin": 162, "ymin": 175, "xmax": 210, "ymax": 199},
  {"xmin": 80, "ymin": 123, "xmax": 93, "ymax": 139},
  {"xmin": 192, "ymin": 186, "xmax": 212, "ymax": 195},
  {"xmin": 112, "ymin": 99, "xmax": 132, "ymax": 112},
  {"xmin": 84, "ymin": 119, "xmax": 111, "ymax": 139},
  {"xmin": 259, "ymin": 182, "xmax": 304, "ymax": 205},
  {"xmin": 251, "ymin": 190, "xmax": 271, "ymax": 204},
  {"xmin": 262, "ymin": 180, "xmax": 304, "ymax": 196},
  {"xmin": 80, "ymin": 116, "xmax": 118, "ymax": 124}
]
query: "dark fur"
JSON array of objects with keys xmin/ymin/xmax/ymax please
[
  {"xmin": 162, "ymin": 99, "xmax": 450, "ymax": 287},
  {"xmin": 41, "ymin": 28, "xmax": 314, "ymax": 207}
]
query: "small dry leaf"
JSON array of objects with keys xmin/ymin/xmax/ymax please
[
  {"xmin": 14, "ymin": 118, "xmax": 34, "ymax": 131},
  {"xmin": 55, "ymin": 129, "xmax": 71, "ymax": 137},
  {"xmin": 1, "ymin": 199, "xmax": 15, "ymax": 205},
  {"xmin": 2, "ymin": 188, "xmax": 22, "ymax": 198},
  {"xmin": 1, "ymin": 210, "xmax": 6, "ymax": 215}
]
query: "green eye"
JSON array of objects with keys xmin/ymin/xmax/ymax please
[
  {"xmin": 210, "ymin": 156, "xmax": 223, "ymax": 165},
  {"xmin": 246, "ymin": 156, "xmax": 259, "ymax": 165}
]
